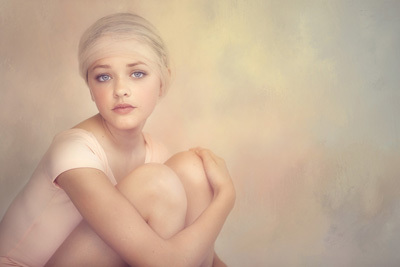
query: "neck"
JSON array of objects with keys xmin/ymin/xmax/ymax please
[{"xmin": 100, "ymin": 115, "xmax": 145, "ymax": 153}]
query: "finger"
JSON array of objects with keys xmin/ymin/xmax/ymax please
[
  {"xmin": 200, "ymin": 150, "xmax": 223, "ymax": 168},
  {"xmin": 190, "ymin": 147, "xmax": 224, "ymax": 167},
  {"xmin": 189, "ymin": 147, "xmax": 203, "ymax": 153},
  {"xmin": 190, "ymin": 147, "xmax": 213, "ymax": 163},
  {"xmin": 200, "ymin": 149, "xmax": 225, "ymax": 166}
]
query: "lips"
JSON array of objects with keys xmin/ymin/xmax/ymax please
[{"xmin": 112, "ymin": 103, "xmax": 135, "ymax": 114}]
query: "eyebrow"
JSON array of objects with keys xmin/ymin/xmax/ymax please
[
  {"xmin": 127, "ymin": 62, "xmax": 146, "ymax": 67},
  {"xmin": 91, "ymin": 61, "xmax": 147, "ymax": 71}
]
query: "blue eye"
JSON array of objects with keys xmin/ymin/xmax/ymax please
[
  {"xmin": 96, "ymin": 74, "xmax": 111, "ymax": 82},
  {"xmin": 131, "ymin": 72, "xmax": 145, "ymax": 78}
]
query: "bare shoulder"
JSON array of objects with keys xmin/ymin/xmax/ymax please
[{"xmin": 73, "ymin": 114, "xmax": 103, "ymax": 133}]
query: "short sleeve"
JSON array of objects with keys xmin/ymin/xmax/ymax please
[{"xmin": 45, "ymin": 130, "xmax": 107, "ymax": 183}]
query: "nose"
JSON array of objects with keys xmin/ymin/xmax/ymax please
[{"xmin": 113, "ymin": 77, "xmax": 131, "ymax": 98}]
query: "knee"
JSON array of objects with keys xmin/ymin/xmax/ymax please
[
  {"xmin": 165, "ymin": 151, "xmax": 213, "ymax": 197},
  {"xmin": 165, "ymin": 151, "xmax": 214, "ymax": 225},
  {"xmin": 116, "ymin": 163, "xmax": 187, "ymax": 220}
]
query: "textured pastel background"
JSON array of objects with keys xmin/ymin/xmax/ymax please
[{"xmin": 1, "ymin": 0, "xmax": 399, "ymax": 266}]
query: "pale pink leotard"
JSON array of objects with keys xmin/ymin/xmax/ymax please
[{"xmin": 0, "ymin": 129, "xmax": 169, "ymax": 267}]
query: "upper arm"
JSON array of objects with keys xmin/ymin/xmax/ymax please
[
  {"xmin": 56, "ymin": 168, "xmax": 171, "ymax": 266},
  {"xmin": 53, "ymin": 147, "xmax": 231, "ymax": 267}
]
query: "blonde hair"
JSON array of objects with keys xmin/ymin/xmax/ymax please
[{"xmin": 78, "ymin": 13, "xmax": 170, "ymax": 96}]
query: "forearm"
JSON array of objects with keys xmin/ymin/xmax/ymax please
[
  {"xmin": 164, "ymin": 191, "xmax": 235, "ymax": 266},
  {"xmin": 56, "ymin": 152, "xmax": 235, "ymax": 267},
  {"xmin": 159, "ymin": 148, "xmax": 236, "ymax": 266}
]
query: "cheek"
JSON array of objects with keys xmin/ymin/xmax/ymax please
[
  {"xmin": 139, "ymin": 89, "xmax": 160, "ymax": 108},
  {"xmin": 141, "ymin": 79, "xmax": 162, "ymax": 102},
  {"xmin": 88, "ymin": 79, "xmax": 109, "ymax": 99},
  {"xmin": 89, "ymin": 87, "xmax": 110, "ymax": 108}
]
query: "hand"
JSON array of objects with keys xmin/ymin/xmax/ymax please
[{"xmin": 190, "ymin": 148, "xmax": 235, "ymax": 202}]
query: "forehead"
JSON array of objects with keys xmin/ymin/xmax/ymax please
[{"xmin": 87, "ymin": 37, "xmax": 158, "ymax": 69}]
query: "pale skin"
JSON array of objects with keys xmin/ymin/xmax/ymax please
[{"xmin": 44, "ymin": 49, "xmax": 235, "ymax": 266}]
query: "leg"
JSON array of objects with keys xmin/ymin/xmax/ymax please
[
  {"xmin": 45, "ymin": 163, "xmax": 187, "ymax": 266},
  {"xmin": 165, "ymin": 151, "xmax": 216, "ymax": 267},
  {"xmin": 117, "ymin": 163, "xmax": 187, "ymax": 239}
]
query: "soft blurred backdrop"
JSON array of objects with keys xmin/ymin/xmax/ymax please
[{"xmin": 1, "ymin": 0, "xmax": 399, "ymax": 266}]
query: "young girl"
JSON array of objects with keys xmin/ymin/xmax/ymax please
[{"xmin": 0, "ymin": 13, "xmax": 235, "ymax": 267}]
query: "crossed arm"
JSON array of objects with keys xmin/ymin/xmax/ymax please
[{"xmin": 47, "ymin": 148, "xmax": 235, "ymax": 266}]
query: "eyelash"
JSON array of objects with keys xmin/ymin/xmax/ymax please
[
  {"xmin": 95, "ymin": 71, "xmax": 146, "ymax": 82},
  {"xmin": 131, "ymin": 71, "xmax": 146, "ymax": 79},
  {"xmin": 96, "ymin": 74, "xmax": 111, "ymax": 82}
]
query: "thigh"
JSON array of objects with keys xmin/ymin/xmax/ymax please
[
  {"xmin": 46, "ymin": 163, "xmax": 187, "ymax": 266},
  {"xmin": 165, "ymin": 151, "xmax": 213, "ymax": 225},
  {"xmin": 45, "ymin": 220, "xmax": 127, "ymax": 267},
  {"xmin": 165, "ymin": 151, "xmax": 215, "ymax": 267}
]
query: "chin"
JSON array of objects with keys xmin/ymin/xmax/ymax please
[
  {"xmin": 100, "ymin": 112, "xmax": 148, "ymax": 132},
  {"xmin": 115, "ymin": 118, "xmax": 146, "ymax": 131}
]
